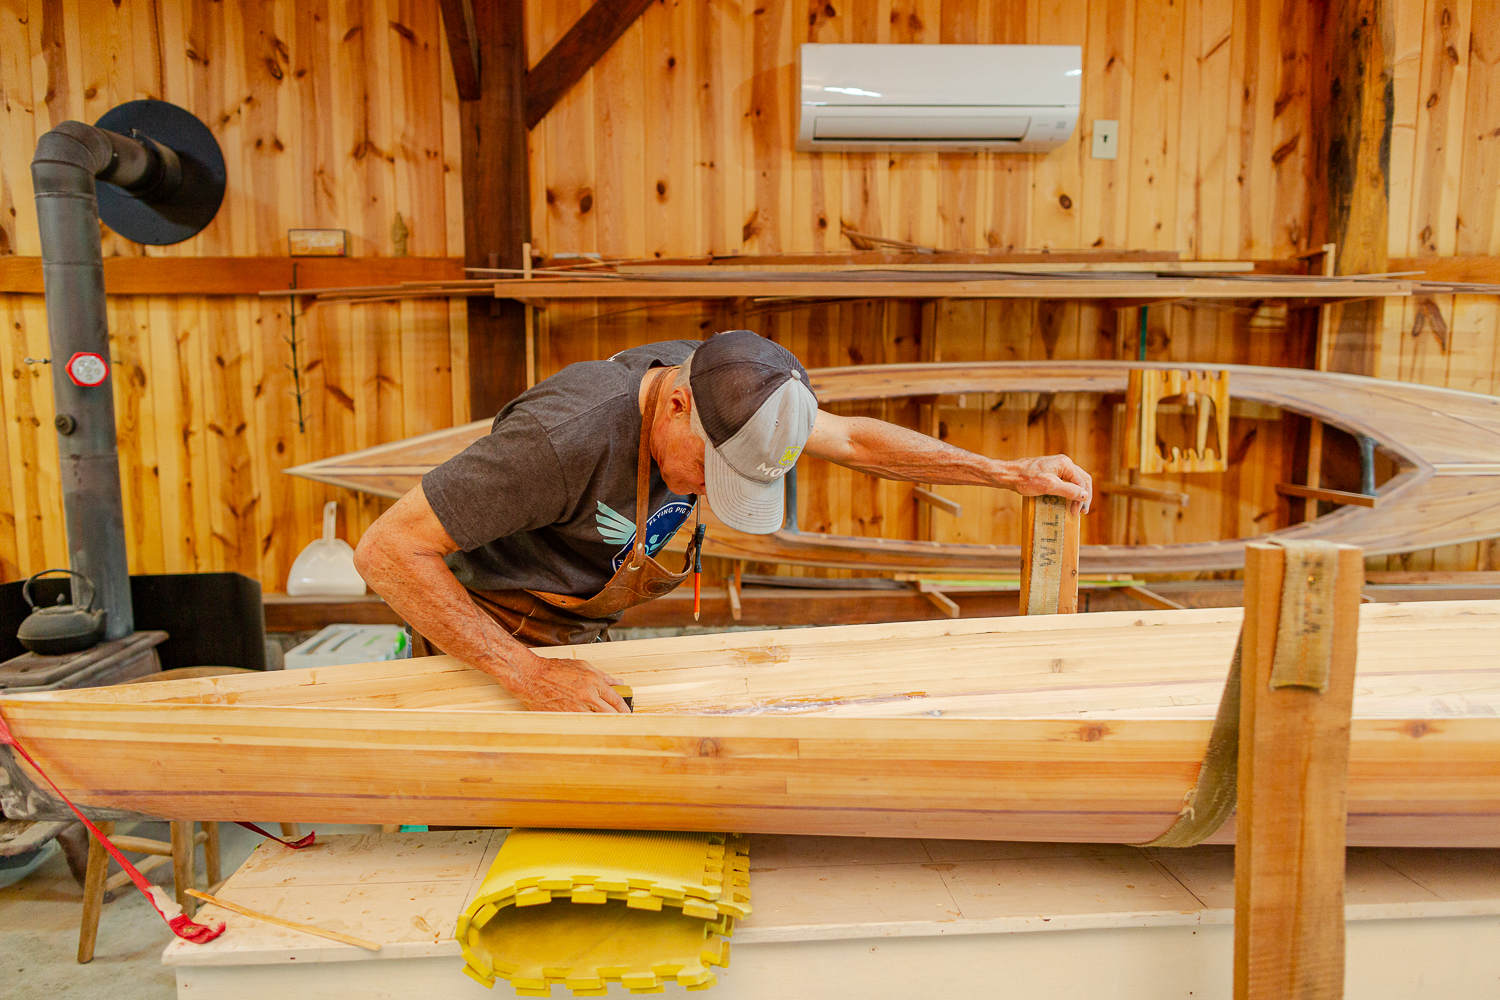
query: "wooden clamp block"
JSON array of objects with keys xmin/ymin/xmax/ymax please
[
  {"xmin": 1235, "ymin": 541, "xmax": 1363, "ymax": 1000},
  {"xmin": 1126, "ymin": 369, "xmax": 1231, "ymax": 474},
  {"xmin": 1018, "ymin": 495, "xmax": 1079, "ymax": 615}
]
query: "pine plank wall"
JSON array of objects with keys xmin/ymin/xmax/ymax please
[{"xmin": 0, "ymin": 0, "xmax": 1496, "ymax": 591}]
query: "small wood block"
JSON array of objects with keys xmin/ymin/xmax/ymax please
[
  {"xmin": 1019, "ymin": 495, "xmax": 1080, "ymax": 615},
  {"xmin": 288, "ymin": 229, "xmax": 349, "ymax": 256}
]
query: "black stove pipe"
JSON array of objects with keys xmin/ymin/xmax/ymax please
[{"xmin": 30, "ymin": 123, "xmax": 182, "ymax": 640}]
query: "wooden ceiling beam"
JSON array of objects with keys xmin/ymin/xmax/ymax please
[
  {"xmin": 438, "ymin": 0, "xmax": 481, "ymax": 100},
  {"xmin": 524, "ymin": 0, "xmax": 657, "ymax": 129}
]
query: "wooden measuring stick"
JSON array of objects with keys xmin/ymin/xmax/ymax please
[
  {"xmin": 1234, "ymin": 542, "xmax": 1362, "ymax": 1000},
  {"xmin": 1018, "ymin": 494, "xmax": 1080, "ymax": 615},
  {"xmin": 185, "ymin": 889, "xmax": 382, "ymax": 952}
]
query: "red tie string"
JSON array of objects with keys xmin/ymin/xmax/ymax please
[{"xmin": 0, "ymin": 708, "xmax": 315, "ymax": 943}]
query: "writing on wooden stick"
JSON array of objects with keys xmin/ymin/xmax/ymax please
[{"xmin": 1019, "ymin": 495, "xmax": 1080, "ymax": 615}]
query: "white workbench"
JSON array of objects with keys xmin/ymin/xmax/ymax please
[{"xmin": 164, "ymin": 831, "xmax": 1500, "ymax": 999}]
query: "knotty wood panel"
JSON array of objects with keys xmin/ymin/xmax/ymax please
[
  {"xmin": 524, "ymin": 0, "xmax": 1498, "ymax": 578},
  {"xmin": 0, "ymin": 0, "xmax": 467, "ymax": 586},
  {"xmin": 525, "ymin": 0, "xmax": 1319, "ymax": 259},
  {"xmin": 1373, "ymin": 0, "xmax": 1500, "ymax": 573}
]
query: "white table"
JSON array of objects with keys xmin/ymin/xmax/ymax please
[{"xmin": 164, "ymin": 831, "xmax": 1500, "ymax": 999}]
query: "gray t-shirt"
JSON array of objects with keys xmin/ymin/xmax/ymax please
[{"xmin": 422, "ymin": 341, "xmax": 700, "ymax": 603}]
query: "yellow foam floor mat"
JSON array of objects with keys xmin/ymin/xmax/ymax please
[
  {"xmin": 458, "ymin": 830, "xmax": 751, "ymax": 995},
  {"xmin": 463, "ymin": 896, "xmax": 731, "ymax": 995}
]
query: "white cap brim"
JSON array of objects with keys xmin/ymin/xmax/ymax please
[{"xmin": 703, "ymin": 443, "xmax": 785, "ymax": 534}]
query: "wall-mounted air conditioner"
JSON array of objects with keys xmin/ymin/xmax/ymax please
[{"xmin": 797, "ymin": 43, "xmax": 1081, "ymax": 153}]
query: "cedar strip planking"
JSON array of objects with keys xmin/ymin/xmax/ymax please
[{"xmin": 3, "ymin": 602, "xmax": 1498, "ymax": 845}]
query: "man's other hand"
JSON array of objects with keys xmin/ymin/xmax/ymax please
[
  {"xmin": 1008, "ymin": 454, "xmax": 1094, "ymax": 516},
  {"xmin": 511, "ymin": 655, "xmax": 632, "ymax": 713}
]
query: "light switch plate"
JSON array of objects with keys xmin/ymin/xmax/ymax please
[{"xmin": 1091, "ymin": 120, "xmax": 1119, "ymax": 160}]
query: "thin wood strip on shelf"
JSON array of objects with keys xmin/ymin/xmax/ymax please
[
  {"xmin": 603, "ymin": 250, "xmax": 1189, "ymax": 266},
  {"xmin": 3, "ymin": 603, "xmax": 1498, "ymax": 847},
  {"xmin": 483, "ymin": 276, "xmax": 1415, "ymax": 302},
  {"xmin": 612, "ymin": 262, "xmax": 1260, "ymax": 274},
  {"xmin": 1365, "ymin": 571, "xmax": 1500, "ymax": 584},
  {"xmin": 0, "ymin": 256, "xmax": 464, "ymax": 295}
]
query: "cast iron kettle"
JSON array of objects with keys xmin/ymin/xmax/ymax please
[{"xmin": 17, "ymin": 569, "xmax": 108, "ymax": 656}]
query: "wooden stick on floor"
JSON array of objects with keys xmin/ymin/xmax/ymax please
[
  {"xmin": 1018, "ymin": 494, "xmax": 1080, "ymax": 615},
  {"xmin": 1235, "ymin": 541, "xmax": 1363, "ymax": 1000},
  {"xmin": 185, "ymin": 889, "xmax": 382, "ymax": 951}
]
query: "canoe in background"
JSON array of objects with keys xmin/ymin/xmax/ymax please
[
  {"xmin": 285, "ymin": 361, "xmax": 1500, "ymax": 574},
  {"xmin": 2, "ymin": 603, "xmax": 1497, "ymax": 846}
]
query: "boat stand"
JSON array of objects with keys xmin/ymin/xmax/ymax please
[{"xmin": 162, "ymin": 829, "xmax": 1500, "ymax": 999}]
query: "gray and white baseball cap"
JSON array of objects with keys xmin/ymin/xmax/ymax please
[{"xmin": 683, "ymin": 330, "xmax": 818, "ymax": 534}]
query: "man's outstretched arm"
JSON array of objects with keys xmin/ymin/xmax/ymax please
[
  {"xmin": 353, "ymin": 485, "xmax": 629, "ymax": 713},
  {"xmin": 803, "ymin": 409, "xmax": 1093, "ymax": 515}
]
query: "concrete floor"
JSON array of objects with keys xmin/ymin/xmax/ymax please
[{"xmin": 0, "ymin": 821, "xmax": 384, "ymax": 1000}]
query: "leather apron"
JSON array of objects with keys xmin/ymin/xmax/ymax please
[{"xmin": 410, "ymin": 373, "xmax": 701, "ymax": 652}]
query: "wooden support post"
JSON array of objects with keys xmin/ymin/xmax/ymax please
[
  {"xmin": 171, "ymin": 820, "xmax": 197, "ymax": 918},
  {"xmin": 1314, "ymin": 1, "xmax": 1391, "ymax": 376},
  {"xmin": 77, "ymin": 820, "xmax": 114, "ymax": 963},
  {"xmin": 1236, "ymin": 542, "xmax": 1363, "ymax": 1000},
  {"xmin": 1018, "ymin": 494, "xmax": 1079, "ymax": 615},
  {"xmin": 462, "ymin": 0, "xmax": 531, "ymax": 420}
]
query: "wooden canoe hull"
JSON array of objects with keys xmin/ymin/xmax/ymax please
[
  {"xmin": 3, "ymin": 605, "xmax": 1498, "ymax": 846},
  {"xmin": 286, "ymin": 361, "xmax": 1500, "ymax": 574},
  {"xmin": 3, "ymin": 704, "xmax": 1496, "ymax": 847}
]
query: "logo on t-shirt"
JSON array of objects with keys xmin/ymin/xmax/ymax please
[{"xmin": 596, "ymin": 499, "xmax": 694, "ymax": 570}]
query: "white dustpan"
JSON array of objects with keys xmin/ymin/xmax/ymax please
[{"xmin": 286, "ymin": 502, "xmax": 367, "ymax": 596}]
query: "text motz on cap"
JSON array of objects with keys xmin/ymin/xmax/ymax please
[{"xmin": 683, "ymin": 330, "xmax": 818, "ymax": 534}]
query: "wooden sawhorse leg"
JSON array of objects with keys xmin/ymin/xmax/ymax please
[{"xmin": 76, "ymin": 820, "xmax": 114, "ymax": 963}]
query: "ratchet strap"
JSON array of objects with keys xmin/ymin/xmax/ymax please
[
  {"xmin": 1138, "ymin": 539, "xmax": 1340, "ymax": 848},
  {"xmin": 0, "ymin": 708, "xmax": 313, "ymax": 942}
]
